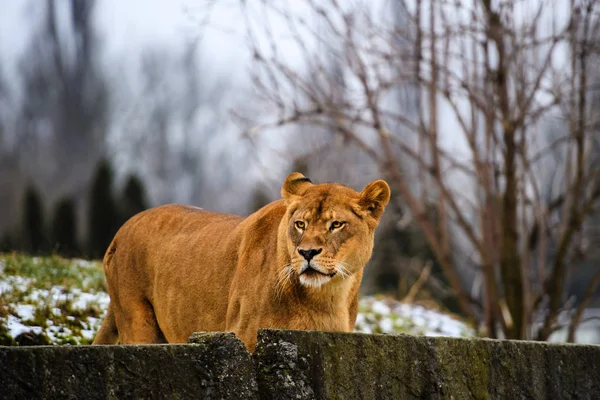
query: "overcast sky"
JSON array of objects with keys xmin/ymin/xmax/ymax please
[
  {"xmin": 1, "ymin": 1, "xmax": 189, "ymax": 54},
  {"xmin": 0, "ymin": 0, "xmax": 259, "ymax": 94}
]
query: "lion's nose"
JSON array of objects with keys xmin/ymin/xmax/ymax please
[{"xmin": 298, "ymin": 248, "xmax": 322, "ymax": 261}]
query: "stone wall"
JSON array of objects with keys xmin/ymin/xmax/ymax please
[
  {"xmin": 1, "ymin": 329, "xmax": 598, "ymax": 399},
  {"xmin": 255, "ymin": 330, "xmax": 600, "ymax": 399}
]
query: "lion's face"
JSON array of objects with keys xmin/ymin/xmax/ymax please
[{"xmin": 280, "ymin": 173, "xmax": 390, "ymax": 289}]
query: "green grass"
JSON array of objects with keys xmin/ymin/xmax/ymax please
[{"xmin": 1, "ymin": 253, "xmax": 105, "ymax": 292}]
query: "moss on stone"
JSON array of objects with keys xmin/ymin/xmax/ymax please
[{"xmin": 255, "ymin": 329, "xmax": 600, "ymax": 400}]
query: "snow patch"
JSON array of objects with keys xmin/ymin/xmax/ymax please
[
  {"xmin": 71, "ymin": 291, "xmax": 110, "ymax": 310},
  {"xmin": 14, "ymin": 304, "xmax": 36, "ymax": 321},
  {"xmin": 371, "ymin": 300, "xmax": 391, "ymax": 315},
  {"xmin": 355, "ymin": 296, "xmax": 474, "ymax": 338},
  {"xmin": 6, "ymin": 314, "xmax": 43, "ymax": 337}
]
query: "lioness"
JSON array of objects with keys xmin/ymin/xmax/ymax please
[{"xmin": 93, "ymin": 172, "xmax": 390, "ymax": 351}]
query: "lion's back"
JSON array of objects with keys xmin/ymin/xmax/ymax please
[{"xmin": 107, "ymin": 203, "xmax": 244, "ymax": 276}]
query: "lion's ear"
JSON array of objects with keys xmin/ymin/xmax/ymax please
[
  {"xmin": 281, "ymin": 172, "xmax": 313, "ymax": 200},
  {"xmin": 358, "ymin": 180, "xmax": 391, "ymax": 219}
]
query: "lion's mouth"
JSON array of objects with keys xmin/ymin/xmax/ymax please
[{"xmin": 301, "ymin": 265, "xmax": 336, "ymax": 278}]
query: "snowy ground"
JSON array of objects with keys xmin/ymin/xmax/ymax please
[
  {"xmin": 355, "ymin": 296, "xmax": 474, "ymax": 337},
  {"xmin": 1, "ymin": 277, "xmax": 109, "ymax": 344},
  {"xmin": 0, "ymin": 255, "xmax": 109, "ymax": 345},
  {"xmin": 0, "ymin": 255, "xmax": 474, "ymax": 345}
]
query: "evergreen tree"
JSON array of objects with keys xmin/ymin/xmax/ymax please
[
  {"xmin": 51, "ymin": 197, "xmax": 79, "ymax": 257},
  {"xmin": 0, "ymin": 232, "xmax": 15, "ymax": 253},
  {"xmin": 87, "ymin": 160, "xmax": 119, "ymax": 259},
  {"xmin": 120, "ymin": 174, "xmax": 148, "ymax": 224},
  {"xmin": 21, "ymin": 185, "xmax": 47, "ymax": 254}
]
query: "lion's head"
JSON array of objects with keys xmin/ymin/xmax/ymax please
[{"xmin": 279, "ymin": 172, "xmax": 391, "ymax": 289}]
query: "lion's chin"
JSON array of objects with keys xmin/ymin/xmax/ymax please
[{"xmin": 299, "ymin": 272, "xmax": 333, "ymax": 288}]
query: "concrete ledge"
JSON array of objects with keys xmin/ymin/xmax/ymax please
[
  {"xmin": 0, "ymin": 332, "xmax": 258, "ymax": 400},
  {"xmin": 255, "ymin": 329, "xmax": 600, "ymax": 400},
  {"xmin": 1, "ymin": 330, "xmax": 599, "ymax": 399}
]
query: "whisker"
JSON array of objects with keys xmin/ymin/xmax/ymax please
[
  {"xmin": 338, "ymin": 266, "xmax": 349, "ymax": 279},
  {"xmin": 275, "ymin": 263, "xmax": 296, "ymax": 301},
  {"xmin": 335, "ymin": 262, "xmax": 354, "ymax": 280}
]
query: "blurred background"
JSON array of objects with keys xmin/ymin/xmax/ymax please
[{"xmin": 1, "ymin": 0, "xmax": 599, "ymax": 344}]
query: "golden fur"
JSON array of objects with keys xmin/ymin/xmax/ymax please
[{"xmin": 93, "ymin": 173, "xmax": 390, "ymax": 351}]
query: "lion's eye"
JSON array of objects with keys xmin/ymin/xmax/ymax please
[
  {"xmin": 295, "ymin": 221, "xmax": 306, "ymax": 230},
  {"xmin": 330, "ymin": 221, "xmax": 345, "ymax": 231}
]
